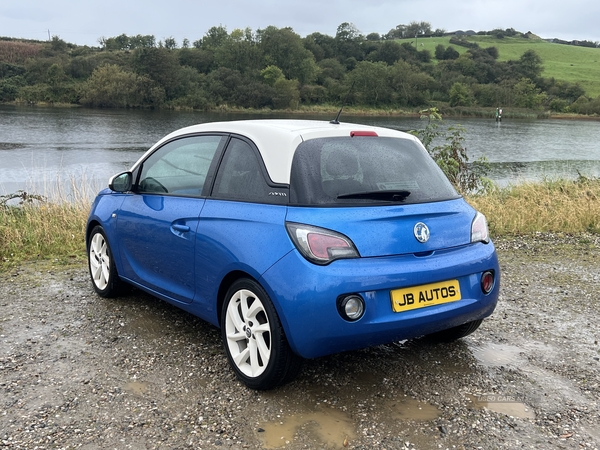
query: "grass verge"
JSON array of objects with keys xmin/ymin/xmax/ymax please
[
  {"xmin": 1, "ymin": 177, "xmax": 599, "ymax": 271},
  {"xmin": 0, "ymin": 186, "xmax": 90, "ymax": 269},
  {"xmin": 467, "ymin": 176, "xmax": 600, "ymax": 236}
]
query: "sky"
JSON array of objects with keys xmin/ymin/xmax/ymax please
[{"xmin": 1, "ymin": 0, "xmax": 599, "ymax": 47}]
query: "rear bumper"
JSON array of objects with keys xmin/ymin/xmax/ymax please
[{"xmin": 260, "ymin": 241, "xmax": 499, "ymax": 359}]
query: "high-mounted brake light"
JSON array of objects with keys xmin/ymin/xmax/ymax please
[{"xmin": 350, "ymin": 131, "xmax": 378, "ymax": 137}]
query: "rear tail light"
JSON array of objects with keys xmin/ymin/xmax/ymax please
[
  {"xmin": 286, "ymin": 222, "xmax": 360, "ymax": 265},
  {"xmin": 481, "ymin": 271, "xmax": 495, "ymax": 294},
  {"xmin": 471, "ymin": 212, "xmax": 490, "ymax": 244}
]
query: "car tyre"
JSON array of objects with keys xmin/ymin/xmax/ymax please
[
  {"xmin": 425, "ymin": 319, "xmax": 483, "ymax": 343},
  {"xmin": 88, "ymin": 225, "xmax": 122, "ymax": 298},
  {"xmin": 221, "ymin": 279, "xmax": 302, "ymax": 390}
]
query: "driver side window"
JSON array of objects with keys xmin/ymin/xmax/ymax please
[{"xmin": 138, "ymin": 135, "xmax": 222, "ymax": 196}]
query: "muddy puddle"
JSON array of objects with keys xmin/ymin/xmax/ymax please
[
  {"xmin": 470, "ymin": 342, "xmax": 524, "ymax": 367},
  {"xmin": 124, "ymin": 381, "xmax": 150, "ymax": 396},
  {"xmin": 257, "ymin": 405, "xmax": 356, "ymax": 449},
  {"xmin": 257, "ymin": 394, "xmax": 441, "ymax": 449},
  {"xmin": 468, "ymin": 394, "xmax": 536, "ymax": 419},
  {"xmin": 257, "ymin": 364, "xmax": 442, "ymax": 449}
]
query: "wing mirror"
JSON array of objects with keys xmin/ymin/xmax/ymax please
[{"xmin": 109, "ymin": 172, "xmax": 132, "ymax": 192}]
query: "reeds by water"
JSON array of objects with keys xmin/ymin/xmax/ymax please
[
  {"xmin": 467, "ymin": 176, "xmax": 600, "ymax": 236},
  {"xmin": 0, "ymin": 177, "xmax": 93, "ymax": 267},
  {"xmin": 1, "ymin": 176, "xmax": 599, "ymax": 270}
]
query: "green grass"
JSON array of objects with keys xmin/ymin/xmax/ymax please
[{"xmin": 400, "ymin": 35, "xmax": 600, "ymax": 98}]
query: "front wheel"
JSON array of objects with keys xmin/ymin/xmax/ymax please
[
  {"xmin": 221, "ymin": 279, "xmax": 302, "ymax": 390},
  {"xmin": 88, "ymin": 225, "xmax": 122, "ymax": 297},
  {"xmin": 425, "ymin": 319, "xmax": 483, "ymax": 343}
]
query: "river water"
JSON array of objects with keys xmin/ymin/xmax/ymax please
[{"xmin": 1, "ymin": 105, "xmax": 599, "ymax": 199}]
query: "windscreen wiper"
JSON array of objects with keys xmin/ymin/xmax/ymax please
[{"xmin": 337, "ymin": 190, "xmax": 411, "ymax": 201}]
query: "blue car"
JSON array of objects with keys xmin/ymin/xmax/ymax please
[{"xmin": 86, "ymin": 119, "xmax": 499, "ymax": 389}]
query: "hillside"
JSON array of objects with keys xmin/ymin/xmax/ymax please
[
  {"xmin": 1, "ymin": 28, "xmax": 599, "ymax": 114},
  {"xmin": 399, "ymin": 35, "xmax": 600, "ymax": 97}
]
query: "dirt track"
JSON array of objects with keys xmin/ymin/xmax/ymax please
[{"xmin": 1, "ymin": 233, "xmax": 599, "ymax": 449}]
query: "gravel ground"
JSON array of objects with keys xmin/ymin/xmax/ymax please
[{"xmin": 1, "ymin": 233, "xmax": 599, "ymax": 449}]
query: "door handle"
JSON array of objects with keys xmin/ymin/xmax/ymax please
[{"xmin": 172, "ymin": 224, "xmax": 190, "ymax": 233}]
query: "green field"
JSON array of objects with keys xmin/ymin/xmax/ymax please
[{"xmin": 399, "ymin": 35, "xmax": 600, "ymax": 98}]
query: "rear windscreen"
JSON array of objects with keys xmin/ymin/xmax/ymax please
[{"xmin": 289, "ymin": 136, "xmax": 459, "ymax": 206}]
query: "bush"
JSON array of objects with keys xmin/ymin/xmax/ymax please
[{"xmin": 413, "ymin": 108, "xmax": 491, "ymax": 194}]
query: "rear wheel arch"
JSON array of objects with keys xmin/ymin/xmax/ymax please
[{"xmin": 217, "ymin": 271, "xmax": 256, "ymax": 326}]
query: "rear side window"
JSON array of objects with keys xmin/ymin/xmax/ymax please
[
  {"xmin": 212, "ymin": 138, "xmax": 277, "ymax": 202},
  {"xmin": 289, "ymin": 136, "xmax": 459, "ymax": 206}
]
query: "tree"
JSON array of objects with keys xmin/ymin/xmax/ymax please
[
  {"xmin": 205, "ymin": 67, "xmax": 245, "ymax": 105},
  {"xmin": 518, "ymin": 49, "xmax": 543, "ymax": 80},
  {"xmin": 129, "ymin": 35, "xmax": 156, "ymax": 49},
  {"xmin": 435, "ymin": 45, "xmax": 460, "ymax": 61},
  {"xmin": 335, "ymin": 22, "xmax": 364, "ymax": 61},
  {"xmin": 261, "ymin": 65, "xmax": 285, "ymax": 86},
  {"xmin": 449, "ymin": 82, "xmax": 473, "ymax": 106},
  {"xmin": 435, "ymin": 44, "xmax": 445, "ymax": 60},
  {"xmin": 50, "ymin": 36, "xmax": 68, "ymax": 53},
  {"xmin": 202, "ymin": 26, "xmax": 229, "ymax": 49},
  {"xmin": 384, "ymin": 24, "xmax": 408, "ymax": 40},
  {"xmin": 414, "ymin": 108, "xmax": 491, "ymax": 194},
  {"xmin": 303, "ymin": 33, "xmax": 336, "ymax": 61},
  {"xmin": 101, "ymin": 34, "xmax": 130, "ymax": 51},
  {"xmin": 179, "ymin": 47, "xmax": 214, "ymax": 74},
  {"xmin": 513, "ymin": 77, "xmax": 547, "ymax": 108},
  {"xmin": 349, "ymin": 61, "xmax": 391, "ymax": 106},
  {"xmin": 273, "ymin": 78, "xmax": 300, "ymax": 109},
  {"xmin": 164, "ymin": 37, "xmax": 177, "ymax": 50},
  {"xmin": 214, "ymin": 28, "xmax": 262, "ymax": 74},
  {"xmin": 405, "ymin": 21, "xmax": 432, "ymax": 37},
  {"xmin": 473, "ymin": 82, "xmax": 512, "ymax": 107},
  {"xmin": 369, "ymin": 41, "xmax": 403, "ymax": 65},
  {"xmin": 132, "ymin": 47, "xmax": 185, "ymax": 100},
  {"xmin": 258, "ymin": 26, "xmax": 318, "ymax": 84},
  {"xmin": 389, "ymin": 60, "xmax": 435, "ymax": 106},
  {"xmin": 80, "ymin": 64, "xmax": 147, "ymax": 107}
]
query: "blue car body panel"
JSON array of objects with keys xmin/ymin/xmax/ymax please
[
  {"xmin": 284, "ymin": 199, "xmax": 475, "ymax": 257},
  {"xmin": 190, "ymin": 199, "xmax": 293, "ymax": 324},
  {"xmin": 260, "ymin": 240, "xmax": 499, "ymax": 358}
]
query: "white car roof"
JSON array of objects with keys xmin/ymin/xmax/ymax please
[{"xmin": 137, "ymin": 119, "xmax": 420, "ymax": 184}]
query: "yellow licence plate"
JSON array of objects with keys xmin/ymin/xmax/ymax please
[{"xmin": 390, "ymin": 280, "xmax": 461, "ymax": 313}]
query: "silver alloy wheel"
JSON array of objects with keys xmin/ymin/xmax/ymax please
[
  {"xmin": 89, "ymin": 231, "xmax": 110, "ymax": 291},
  {"xmin": 224, "ymin": 289, "xmax": 272, "ymax": 378}
]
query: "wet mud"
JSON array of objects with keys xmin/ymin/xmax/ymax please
[{"xmin": 1, "ymin": 233, "xmax": 599, "ymax": 449}]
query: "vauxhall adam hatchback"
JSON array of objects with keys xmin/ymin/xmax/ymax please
[{"xmin": 86, "ymin": 119, "xmax": 499, "ymax": 390}]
